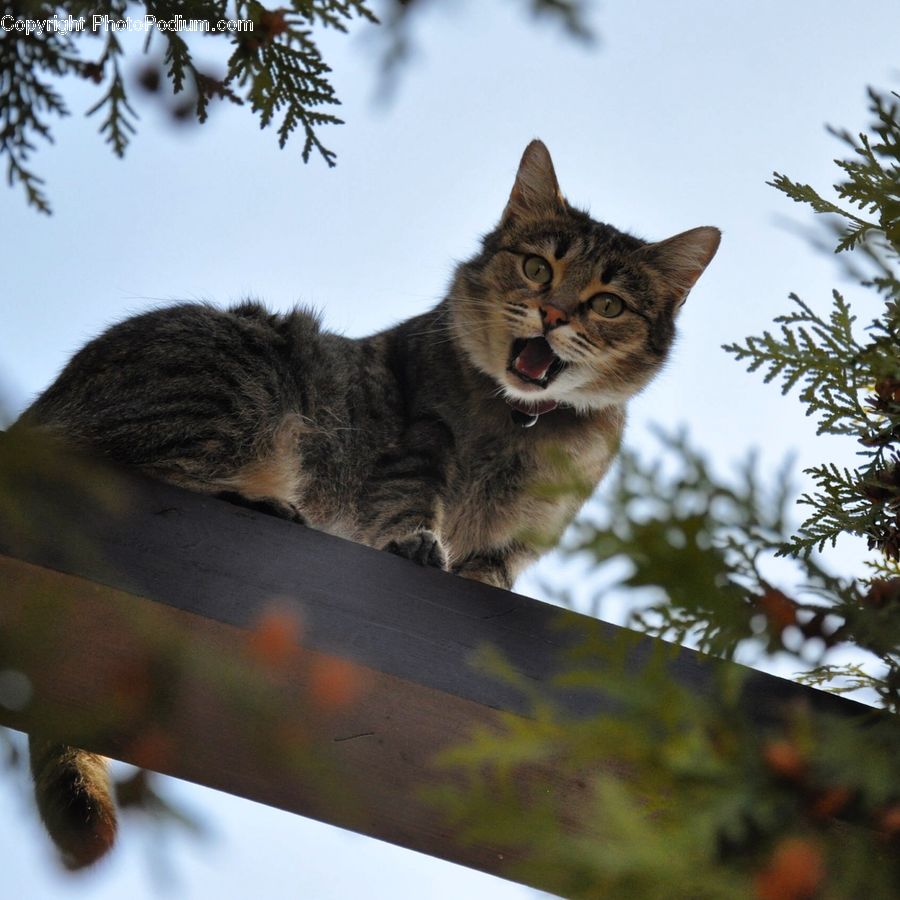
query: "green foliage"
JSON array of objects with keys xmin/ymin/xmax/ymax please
[
  {"xmin": 430, "ymin": 635, "xmax": 900, "ymax": 898},
  {"xmin": 428, "ymin": 90, "xmax": 900, "ymax": 897},
  {"xmin": 724, "ymin": 292, "xmax": 868, "ymax": 437},
  {"xmin": 85, "ymin": 24, "xmax": 137, "ymax": 156},
  {"xmin": 1, "ymin": 0, "xmax": 377, "ymax": 213},
  {"xmin": 0, "ymin": 1, "xmax": 88, "ymax": 213},
  {"xmin": 572, "ymin": 430, "xmax": 792, "ymax": 657},
  {"xmin": 726, "ymin": 90, "xmax": 900, "ymax": 560},
  {"xmin": 771, "ymin": 90, "xmax": 900, "ymax": 254},
  {"xmin": 1, "ymin": 0, "xmax": 597, "ymax": 213},
  {"xmin": 580, "ymin": 427, "xmax": 900, "ymax": 709},
  {"xmin": 228, "ymin": 0, "xmax": 376, "ymax": 165}
]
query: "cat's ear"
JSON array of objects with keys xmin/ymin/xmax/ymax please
[
  {"xmin": 640, "ymin": 226, "xmax": 721, "ymax": 305},
  {"xmin": 501, "ymin": 140, "xmax": 566, "ymax": 225}
]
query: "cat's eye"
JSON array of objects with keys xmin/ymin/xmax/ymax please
[
  {"xmin": 523, "ymin": 255, "xmax": 553, "ymax": 285},
  {"xmin": 590, "ymin": 293, "xmax": 625, "ymax": 318}
]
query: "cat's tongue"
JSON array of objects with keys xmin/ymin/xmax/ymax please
[{"xmin": 513, "ymin": 337, "xmax": 556, "ymax": 381}]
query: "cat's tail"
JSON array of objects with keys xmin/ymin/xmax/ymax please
[{"xmin": 29, "ymin": 738, "xmax": 117, "ymax": 869}]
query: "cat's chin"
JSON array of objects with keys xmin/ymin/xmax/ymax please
[
  {"xmin": 501, "ymin": 375, "xmax": 641, "ymax": 417},
  {"xmin": 505, "ymin": 393, "xmax": 559, "ymax": 417},
  {"xmin": 501, "ymin": 374, "xmax": 567, "ymax": 414}
]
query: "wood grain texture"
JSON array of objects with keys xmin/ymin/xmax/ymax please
[{"xmin": 0, "ymin": 434, "xmax": 872, "ymax": 887}]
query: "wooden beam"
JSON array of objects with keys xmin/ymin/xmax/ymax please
[{"xmin": 0, "ymin": 432, "xmax": 871, "ymax": 889}]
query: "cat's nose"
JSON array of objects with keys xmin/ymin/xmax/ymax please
[{"xmin": 540, "ymin": 304, "xmax": 569, "ymax": 331}]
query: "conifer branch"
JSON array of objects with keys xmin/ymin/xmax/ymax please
[
  {"xmin": 723, "ymin": 292, "xmax": 870, "ymax": 438},
  {"xmin": 85, "ymin": 32, "xmax": 138, "ymax": 157},
  {"xmin": 0, "ymin": 0, "xmax": 379, "ymax": 212},
  {"xmin": 769, "ymin": 88, "xmax": 900, "ymax": 255},
  {"xmin": 0, "ymin": 8, "xmax": 85, "ymax": 214},
  {"xmin": 1, "ymin": 0, "xmax": 592, "ymax": 213}
]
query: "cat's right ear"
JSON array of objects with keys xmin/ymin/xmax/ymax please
[
  {"xmin": 501, "ymin": 140, "xmax": 566, "ymax": 225},
  {"xmin": 639, "ymin": 226, "xmax": 721, "ymax": 307}
]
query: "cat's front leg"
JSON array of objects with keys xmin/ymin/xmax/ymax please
[
  {"xmin": 361, "ymin": 416, "xmax": 453, "ymax": 571},
  {"xmin": 368, "ymin": 500, "xmax": 450, "ymax": 572}
]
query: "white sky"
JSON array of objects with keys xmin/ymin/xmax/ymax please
[{"xmin": 1, "ymin": 0, "xmax": 898, "ymax": 897}]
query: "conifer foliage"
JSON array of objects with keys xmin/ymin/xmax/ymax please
[
  {"xmin": 0, "ymin": 0, "xmax": 591, "ymax": 214},
  {"xmin": 431, "ymin": 90, "xmax": 900, "ymax": 897},
  {"xmin": 727, "ymin": 90, "xmax": 900, "ymax": 567},
  {"xmin": 0, "ymin": 0, "xmax": 377, "ymax": 214}
]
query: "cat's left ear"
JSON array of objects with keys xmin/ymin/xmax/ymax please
[
  {"xmin": 501, "ymin": 140, "xmax": 567, "ymax": 225},
  {"xmin": 639, "ymin": 226, "xmax": 721, "ymax": 306}
]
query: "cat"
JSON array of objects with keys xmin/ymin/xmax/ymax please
[{"xmin": 15, "ymin": 140, "xmax": 720, "ymax": 867}]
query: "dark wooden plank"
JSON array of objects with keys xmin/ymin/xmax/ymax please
[
  {"xmin": 0, "ymin": 432, "xmax": 877, "ymax": 888},
  {"xmin": 0, "ymin": 431, "xmax": 868, "ymax": 725}
]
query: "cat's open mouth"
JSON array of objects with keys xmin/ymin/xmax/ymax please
[{"xmin": 508, "ymin": 336, "xmax": 566, "ymax": 389}]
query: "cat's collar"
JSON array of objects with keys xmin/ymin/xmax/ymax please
[{"xmin": 506, "ymin": 396, "xmax": 559, "ymax": 428}]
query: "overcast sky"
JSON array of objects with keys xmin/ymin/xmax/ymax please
[{"xmin": 2, "ymin": 1, "xmax": 898, "ymax": 897}]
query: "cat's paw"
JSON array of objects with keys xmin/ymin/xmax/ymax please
[{"xmin": 383, "ymin": 530, "xmax": 448, "ymax": 570}]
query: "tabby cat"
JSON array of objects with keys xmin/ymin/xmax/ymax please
[{"xmin": 17, "ymin": 140, "xmax": 719, "ymax": 867}]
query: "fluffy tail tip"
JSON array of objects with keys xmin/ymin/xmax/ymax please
[{"xmin": 30, "ymin": 741, "xmax": 118, "ymax": 869}]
